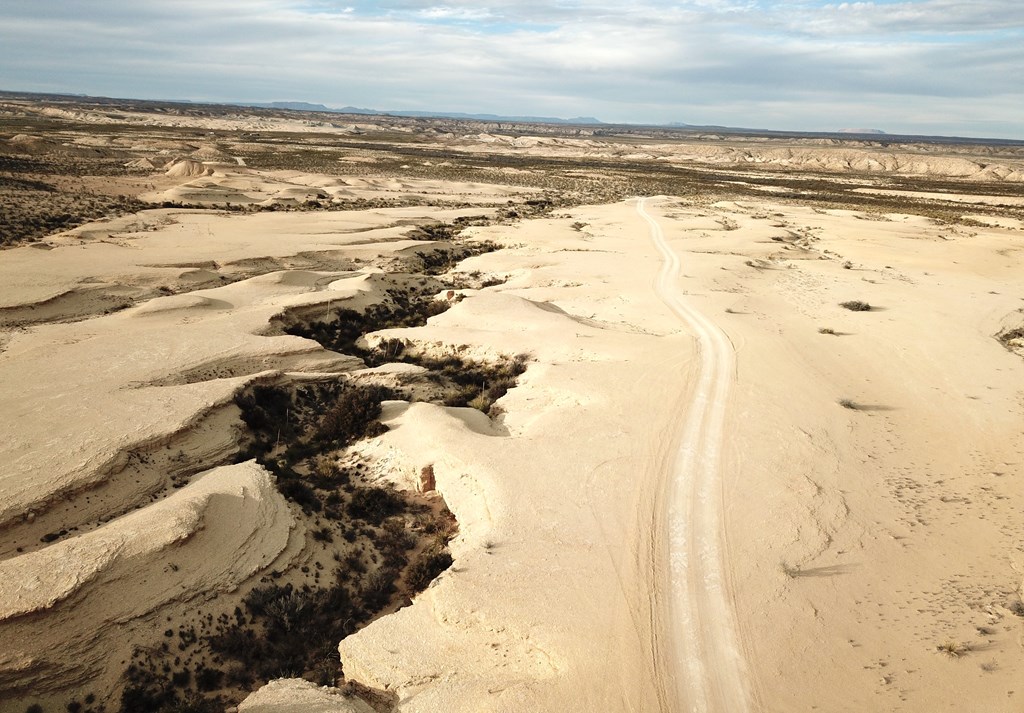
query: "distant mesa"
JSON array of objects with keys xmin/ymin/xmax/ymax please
[
  {"xmin": 233, "ymin": 101, "xmax": 604, "ymax": 125},
  {"xmin": 246, "ymin": 101, "xmax": 334, "ymax": 112},
  {"xmin": 837, "ymin": 128, "xmax": 887, "ymax": 134}
]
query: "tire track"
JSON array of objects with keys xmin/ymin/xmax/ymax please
[{"xmin": 636, "ymin": 197, "xmax": 752, "ymax": 713}]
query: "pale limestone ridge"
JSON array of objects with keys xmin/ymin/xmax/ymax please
[
  {"xmin": 238, "ymin": 679, "xmax": 374, "ymax": 713},
  {"xmin": 453, "ymin": 134, "xmax": 1024, "ymax": 182},
  {"xmin": 0, "ymin": 462, "xmax": 294, "ymax": 695}
]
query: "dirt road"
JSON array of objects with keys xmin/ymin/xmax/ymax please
[{"xmin": 637, "ymin": 197, "xmax": 754, "ymax": 713}]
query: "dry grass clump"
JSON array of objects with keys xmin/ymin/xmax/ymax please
[
  {"xmin": 780, "ymin": 561, "xmax": 801, "ymax": 578},
  {"xmin": 936, "ymin": 641, "xmax": 971, "ymax": 658},
  {"xmin": 839, "ymin": 300, "xmax": 872, "ymax": 312}
]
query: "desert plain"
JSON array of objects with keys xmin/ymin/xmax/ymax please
[{"xmin": 1, "ymin": 93, "xmax": 1023, "ymax": 713}]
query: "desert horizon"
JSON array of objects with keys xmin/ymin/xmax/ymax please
[
  {"xmin": 1, "ymin": 79, "xmax": 1023, "ymax": 713},
  {"xmin": 8, "ymin": 88, "xmax": 1024, "ymax": 143}
]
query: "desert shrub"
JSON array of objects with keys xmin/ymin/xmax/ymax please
[
  {"xmin": 311, "ymin": 656, "xmax": 338, "ymax": 687},
  {"xmin": 312, "ymin": 526, "xmax": 334, "ymax": 543},
  {"xmin": 276, "ymin": 479, "xmax": 321, "ymax": 513},
  {"xmin": 207, "ymin": 624, "xmax": 261, "ymax": 665},
  {"xmin": 234, "ymin": 385, "xmax": 295, "ymax": 452},
  {"xmin": 285, "ymin": 289, "xmax": 453, "ymax": 360},
  {"xmin": 838, "ymin": 398, "xmax": 858, "ymax": 410},
  {"xmin": 315, "ymin": 385, "xmax": 393, "ymax": 447},
  {"xmin": 348, "ymin": 487, "xmax": 404, "ymax": 525},
  {"xmin": 194, "ymin": 666, "xmax": 222, "ymax": 692},
  {"xmin": 243, "ymin": 584, "xmax": 290, "ymax": 617},
  {"xmin": 414, "ymin": 241, "xmax": 500, "ymax": 275},
  {"xmin": 343, "ymin": 551, "xmax": 366, "ymax": 574},
  {"xmin": 381, "ymin": 518, "xmax": 415, "ymax": 550},
  {"xmin": 373, "ymin": 338, "xmax": 407, "ymax": 362},
  {"xmin": 120, "ymin": 666, "xmax": 178, "ymax": 712},
  {"xmin": 406, "ymin": 548, "xmax": 454, "ymax": 591},
  {"xmin": 224, "ymin": 665, "xmax": 253, "ymax": 689},
  {"xmin": 360, "ymin": 568, "xmax": 398, "ymax": 609},
  {"xmin": 937, "ymin": 641, "xmax": 971, "ymax": 658},
  {"xmin": 839, "ymin": 300, "xmax": 872, "ymax": 311},
  {"xmin": 225, "ymin": 581, "xmax": 363, "ymax": 680},
  {"xmin": 428, "ymin": 352, "xmax": 528, "ymax": 412}
]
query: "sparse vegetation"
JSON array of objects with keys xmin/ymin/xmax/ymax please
[
  {"xmin": 280, "ymin": 282, "xmax": 453, "ymax": 357},
  {"xmin": 414, "ymin": 241, "xmax": 502, "ymax": 275},
  {"xmin": 818, "ymin": 327, "xmax": 837, "ymax": 335},
  {"xmin": 278, "ymin": 274, "xmax": 529, "ymax": 416},
  {"xmin": 780, "ymin": 561, "xmax": 801, "ymax": 578},
  {"xmin": 111, "ymin": 230, "xmax": 522, "ymax": 711},
  {"xmin": 6, "ymin": 91, "xmax": 1024, "ymax": 713},
  {"xmin": 123, "ymin": 378, "xmax": 459, "ymax": 711},
  {"xmin": 406, "ymin": 546, "xmax": 454, "ymax": 590},
  {"xmin": 839, "ymin": 300, "xmax": 872, "ymax": 312},
  {"xmin": 1008, "ymin": 597, "xmax": 1024, "ymax": 617},
  {"xmin": 0, "ymin": 154, "xmax": 148, "ymax": 246},
  {"xmin": 114, "ymin": 216, "xmax": 529, "ymax": 710},
  {"xmin": 936, "ymin": 641, "xmax": 971, "ymax": 658}
]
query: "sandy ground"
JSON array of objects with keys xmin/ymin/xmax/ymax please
[
  {"xmin": 1, "ymin": 146, "xmax": 1023, "ymax": 712},
  {"xmin": 324, "ymin": 196, "xmax": 1024, "ymax": 712}
]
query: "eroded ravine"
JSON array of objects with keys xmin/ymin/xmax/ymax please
[{"xmin": 0, "ymin": 211, "xmax": 525, "ymax": 712}]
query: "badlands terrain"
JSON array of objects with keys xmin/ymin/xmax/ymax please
[{"xmin": 1, "ymin": 93, "xmax": 1023, "ymax": 713}]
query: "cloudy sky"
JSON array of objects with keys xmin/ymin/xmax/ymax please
[{"xmin": 2, "ymin": 0, "xmax": 1022, "ymax": 138}]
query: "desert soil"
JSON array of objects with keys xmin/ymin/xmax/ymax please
[{"xmin": 1, "ymin": 97, "xmax": 1023, "ymax": 713}]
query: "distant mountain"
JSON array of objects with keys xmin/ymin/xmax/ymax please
[
  {"xmin": 837, "ymin": 128, "xmax": 887, "ymax": 135},
  {"xmin": 230, "ymin": 100, "xmax": 603, "ymax": 125},
  {"xmin": 376, "ymin": 110, "xmax": 603, "ymax": 125},
  {"xmin": 241, "ymin": 101, "xmax": 335, "ymax": 112}
]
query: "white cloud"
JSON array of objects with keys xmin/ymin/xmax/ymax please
[
  {"xmin": 0, "ymin": 0, "xmax": 1021, "ymax": 137},
  {"xmin": 797, "ymin": 0, "xmax": 1024, "ymax": 35}
]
